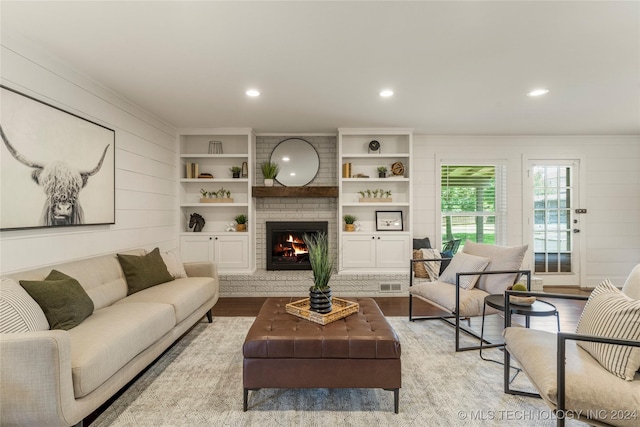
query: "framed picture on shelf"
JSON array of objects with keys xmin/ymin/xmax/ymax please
[
  {"xmin": 1, "ymin": 85, "xmax": 115, "ymax": 230},
  {"xmin": 375, "ymin": 210, "xmax": 403, "ymax": 231}
]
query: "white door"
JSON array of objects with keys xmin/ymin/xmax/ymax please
[
  {"xmin": 341, "ymin": 234, "xmax": 376, "ymax": 269},
  {"xmin": 525, "ymin": 160, "xmax": 582, "ymax": 286},
  {"xmin": 375, "ymin": 234, "xmax": 410, "ymax": 269},
  {"xmin": 180, "ymin": 235, "xmax": 213, "ymax": 263},
  {"xmin": 215, "ymin": 235, "xmax": 249, "ymax": 271}
]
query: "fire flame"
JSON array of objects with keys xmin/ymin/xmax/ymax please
[{"xmin": 286, "ymin": 234, "xmax": 308, "ymax": 255}]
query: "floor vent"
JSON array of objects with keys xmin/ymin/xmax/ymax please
[{"xmin": 379, "ymin": 283, "xmax": 402, "ymax": 293}]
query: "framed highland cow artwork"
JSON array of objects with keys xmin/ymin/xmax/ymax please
[{"xmin": 0, "ymin": 85, "xmax": 115, "ymax": 230}]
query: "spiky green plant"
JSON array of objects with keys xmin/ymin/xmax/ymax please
[
  {"xmin": 261, "ymin": 161, "xmax": 280, "ymax": 179},
  {"xmin": 234, "ymin": 214, "xmax": 247, "ymax": 224},
  {"xmin": 343, "ymin": 214, "xmax": 357, "ymax": 224},
  {"xmin": 303, "ymin": 232, "xmax": 334, "ymax": 290}
]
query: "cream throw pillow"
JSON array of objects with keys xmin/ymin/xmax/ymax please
[
  {"xmin": 576, "ymin": 279, "xmax": 640, "ymax": 381},
  {"xmin": 622, "ymin": 264, "xmax": 640, "ymax": 300},
  {"xmin": 160, "ymin": 249, "xmax": 188, "ymax": 279},
  {"xmin": 439, "ymin": 252, "xmax": 490, "ymax": 290}
]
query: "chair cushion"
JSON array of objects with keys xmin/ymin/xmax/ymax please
[
  {"xmin": 622, "ymin": 264, "xmax": 640, "ymax": 300},
  {"xmin": 0, "ymin": 278, "xmax": 49, "ymax": 333},
  {"xmin": 576, "ymin": 280, "xmax": 640, "ymax": 381},
  {"xmin": 504, "ymin": 327, "xmax": 640, "ymax": 427},
  {"xmin": 440, "ymin": 252, "xmax": 490, "ymax": 290},
  {"xmin": 410, "ymin": 280, "xmax": 495, "ymax": 317},
  {"xmin": 462, "ymin": 241, "xmax": 528, "ymax": 294},
  {"xmin": 19, "ymin": 270, "xmax": 94, "ymax": 330}
]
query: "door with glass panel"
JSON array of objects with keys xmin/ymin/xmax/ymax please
[{"xmin": 526, "ymin": 161, "xmax": 581, "ymax": 286}]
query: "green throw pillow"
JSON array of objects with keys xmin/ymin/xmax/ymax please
[
  {"xmin": 20, "ymin": 270, "xmax": 94, "ymax": 331},
  {"xmin": 117, "ymin": 247, "xmax": 174, "ymax": 295}
]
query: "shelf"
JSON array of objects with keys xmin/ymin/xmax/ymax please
[
  {"xmin": 181, "ymin": 178, "xmax": 249, "ymax": 183},
  {"xmin": 181, "ymin": 203, "xmax": 249, "ymax": 207},
  {"xmin": 252, "ymin": 186, "xmax": 339, "ymax": 198},
  {"xmin": 342, "ymin": 177, "xmax": 409, "ymax": 182},
  {"xmin": 180, "ymin": 154, "xmax": 248, "ymax": 158},
  {"xmin": 341, "ymin": 153, "xmax": 410, "ymax": 158},
  {"xmin": 342, "ymin": 202, "xmax": 410, "ymax": 207}
]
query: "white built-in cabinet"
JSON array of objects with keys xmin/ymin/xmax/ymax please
[
  {"xmin": 177, "ymin": 128, "xmax": 255, "ymax": 273},
  {"xmin": 338, "ymin": 128, "xmax": 413, "ymax": 273}
]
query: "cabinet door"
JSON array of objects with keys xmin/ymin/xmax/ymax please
[
  {"xmin": 375, "ymin": 234, "xmax": 410, "ymax": 269},
  {"xmin": 214, "ymin": 235, "xmax": 249, "ymax": 270},
  {"xmin": 341, "ymin": 234, "xmax": 376, "ymax": 268},
  {"xmin": 180, "ymin": 235, "xmax": 214, "ymax": 263}
]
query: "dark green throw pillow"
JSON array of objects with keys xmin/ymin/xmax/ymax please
[
  {"xmin": 20, "ymin": 270, "xmax": 94, "ymax": 331},
  {"xmin": 117, "ymin": 247, "xmax": 174, "ymax": 295}
]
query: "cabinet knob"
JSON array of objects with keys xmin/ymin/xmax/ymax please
[{"xmin": 209, "ymin": 237, "xmax": 213, "ymax": 240}]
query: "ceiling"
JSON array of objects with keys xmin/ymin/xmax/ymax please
[{"xmin": 2, "ymin": 1, "xmax": 639, "ymax": 135}]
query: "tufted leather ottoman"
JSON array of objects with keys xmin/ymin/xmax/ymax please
[{"xmin": 242, "ymin": 297, "xmax": 401, "ymax": 413}]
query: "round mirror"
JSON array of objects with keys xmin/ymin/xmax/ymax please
[{"xmin": 270, "ymin": 138, "xmax": 319, "ymax": 186}]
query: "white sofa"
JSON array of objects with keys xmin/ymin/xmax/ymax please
[{"xmin": 0, "ymin": 249, "xmax": 219, "ymax": 427}]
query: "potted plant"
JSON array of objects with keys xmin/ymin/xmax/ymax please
[
  {"xmin": 230, "ymin": 166, "xmax": 242, "ymax": 178},
  {"xmin": 234, "ymin": 214, "xmax": 247, "ymax": 232},
  {"xmin": 261, "ymin": 161, "xmax": 279, "ymax": 186},
  {"xmin": 303, "ymin": 232, "xmax": 334, "ymax": 313},
  {"xmin": 343, "ymin": 214, "xmax": 357, "ymax": 232},
  {"xmin": 377, "ymin": 166, "xmax": 388, "ymax": 178}
]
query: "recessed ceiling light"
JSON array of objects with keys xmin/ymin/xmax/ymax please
[
  {"xmin": 380, "ymin": 89, "xmax": 394, "ymax": 97},
  {"xmin": 527, "ymin": 88, "xmax": 549, "ymax": 97},
  {"xmin": 246, "ymin": 89, "xmax": 260, "ymax": 97}
]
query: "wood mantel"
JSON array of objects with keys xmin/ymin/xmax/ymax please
[{"xmin": 252, "ymin": 186, "xmax": 339, "ymax": 198}]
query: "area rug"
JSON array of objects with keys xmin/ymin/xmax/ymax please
[{"xmin": 92, "ymin": 317, "xmax": 582, "ymax": 426}]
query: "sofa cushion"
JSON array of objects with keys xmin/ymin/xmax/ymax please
[
  {"xmin": 117, "ymin": 248, "xmax": 174, "ymax": 295},
  {"xmin": 0, "ymin": 278, "xmax": 49, "ymax": 333},
  {"xmin": 576, "ymin": 280, "xmax": 640, "ymax": 381},
  {"xmin": 622, "ymin": 264, "xmax": 640, "ymax": 300},
  {"xmin": 69, "ymin": 302, "xmax": 175, "ymax": 398},
  {"xmin": 19, "ymin": 271, "xmax": 94, "ymax": 331},
  {"xmin": 440, "ymin": 252, "xmax": 489, "ymax": 290},
  {"xmin": 115, "ymin": 277, "xmax": 216, "ymax": 324},
  {"xmin": 504, "ymin": 327, "xmax": 640, "ymax": 427},
  {"xmin": 410, "ymin": 280, "xmax": 496, "ymax": 317},
  {"xmin": 462, "ymin": 241, "xmax": 528, "ymax": 294}
]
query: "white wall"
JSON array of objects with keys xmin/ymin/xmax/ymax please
[
  {"xmin": 412, "ymin": 135, "xmax": 640, "ymax": 287},
  {"xmin": 0, "ymin": 33, "xmax": 178, "ymax": 274}
]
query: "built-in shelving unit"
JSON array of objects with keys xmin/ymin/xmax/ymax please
[
  {"xmin": 338, "ymin": 128, "xmax": 413, "ymax": 273},
  {"xmin": 177, "ymin": 128, "xmax": 256, "ymax": 273}
]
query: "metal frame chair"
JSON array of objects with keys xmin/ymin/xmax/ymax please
[
  {"xmin": 503, "ymin": 290, "xmax": 640, "ymax": 427},
  {"xmin": 409, "ymin": 257, "xmax": 531, "ymax": 352}
]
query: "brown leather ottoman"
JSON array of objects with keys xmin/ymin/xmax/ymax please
[{"xmin": 242, "ymin": 297, "xmax": 401, "ymax": 413}]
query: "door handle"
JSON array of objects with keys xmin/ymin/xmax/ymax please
[{"xmin": 573, "ymin": 229, "xmax": 580, "ymax": 233}]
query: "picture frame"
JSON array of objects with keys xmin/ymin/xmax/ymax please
[
  {"xmin": 376, "ymin": 210, "xmax": 403, "ymax": 231},
  {"xmin": 1, "ymin": 85, "xmax": 116, "ymax": 230}
]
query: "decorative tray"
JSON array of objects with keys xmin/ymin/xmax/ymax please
[{"xmin": 285, "ymin": 297, "xmax": 360, "ymax": 325}]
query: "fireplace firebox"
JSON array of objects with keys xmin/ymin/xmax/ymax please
[{"xmin": 266, "ymin": 221, "xmax": 328, "ymax": 270}]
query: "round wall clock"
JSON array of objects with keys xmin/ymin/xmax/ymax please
[{"xmin": 368, "ymin": 140, "xmax": 380, "ymax": 154}]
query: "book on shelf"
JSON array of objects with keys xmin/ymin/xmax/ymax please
[{"xmin": 186, "ymin": 162, "xmax": 199, "ymax": 179}]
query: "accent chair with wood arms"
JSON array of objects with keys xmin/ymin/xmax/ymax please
[
  {"xmin": 503, "ymin": 264, "xmax": 640, "ymax": 427},
  {"xmin": 409, "ymin": 241, "xmax": 530, "ymax": 352}
]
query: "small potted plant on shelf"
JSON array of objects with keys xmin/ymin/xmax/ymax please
[
  {"xmin": 230, "ymin": 166, "xmax": 242, "ymax": 178},
  {"xmin": 261, "ymin": 161, "xmax": 279, "ymax": 186},
  {"xmin": 234, "ymin": 214, "xmax": 247, "ymax": 232},
  {"xmin": 377, "ymin": 166, "xmax": 388, "ymax": 178},
  {"xmin": 303, "ymin": 232, "xmax": 334, "ymax": 313},
  {"xmin": 343, "ymin": 214, "xmax": 357, "ymax": 232}
]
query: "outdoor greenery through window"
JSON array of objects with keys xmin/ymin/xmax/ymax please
[{"xmin": 441, "ymin": 165, "xmax": 506, "ymax": 251}]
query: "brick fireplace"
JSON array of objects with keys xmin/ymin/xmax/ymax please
[{"xmin": 266, "ymin": 221, "xmax": 328, "ymax": 270}]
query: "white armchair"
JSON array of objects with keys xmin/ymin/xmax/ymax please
[{"xmin": 503, "ymin": 264, "xmax": 640, "ymax": 427}]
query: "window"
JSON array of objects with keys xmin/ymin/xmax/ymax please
[
  {"xmin": 441, "ymin": 164, "xmax": 506, "ymax": 249},
  {"xmin": 532, "ymin": 165, "xmax": 573, "ymax": 273}
]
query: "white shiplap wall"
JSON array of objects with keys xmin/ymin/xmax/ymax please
[
  {"xmin": 412, "ymin": 135, "xmax": 640, "ymax": 287},
  {"xmin": 0, "ymin": 33, "xmax": 178, "ymax": 274}
]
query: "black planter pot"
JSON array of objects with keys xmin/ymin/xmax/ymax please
[{"xmin": 309, "ymin": 287, "xmax": 332, "ymax": 314}]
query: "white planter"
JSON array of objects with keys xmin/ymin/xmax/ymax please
[{"xmin": 264, "ymin": 179, "xmax": 274, "ymax": 187}]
